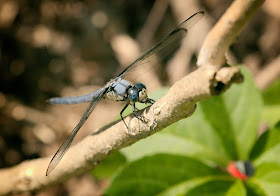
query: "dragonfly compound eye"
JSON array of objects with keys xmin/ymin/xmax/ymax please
[
  {"xmin": 129, "ymin": 88, "xmax": 139, "ymax": 102},
  {"xmin": 134, "ymin": 83, "xmax": 146, "ymax": 90}
]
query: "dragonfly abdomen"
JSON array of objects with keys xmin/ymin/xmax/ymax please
[{"xmin": 48, "ymin": 87, "xmax": 106, "ymax": 105}]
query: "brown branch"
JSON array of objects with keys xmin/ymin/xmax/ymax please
[
  {"xmin": 2, "ymin": 100, "xmax": 67, "ymax": 135},
  {"xmin": 255, "ymin": 56, "xmax": 280, "ymax": 90},
  {"xmin": 136, "ymin": 0, "xmax": 169, "ymax": 49},
  {"xmin": 167, "ymin": 0, "xmax": 210, "ymax": 84},
  {"xmin": 197, "ymin": 0, "xmax": 265, "ymax": 68}
]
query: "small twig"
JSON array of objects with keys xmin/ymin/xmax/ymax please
[
  {"xmin": 197, "ymin": 0, "xmax": 265, "ymax": 68},
  {"xmin": 255, "ymin": 56, "xmax": 280, "ymax": 90},
  {"xmin": 2, "ymin": 99, "xmax": 67, "ymax": 136},
  {"xmin": 137, "ymin": 0, "xmax": 169, "ymax": 49},
  {"xmin": 168, "ymin": 0, "xmax": 210, "ymax": 84}
]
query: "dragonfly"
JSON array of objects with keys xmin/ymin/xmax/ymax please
[{"xmin": 46, "ymin": 11, "xmax": 204, "ymax": 176}]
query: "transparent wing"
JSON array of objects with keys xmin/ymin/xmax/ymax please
[
  {"xmin": 46, "ymin": 87, "xmax": 109, "ymax": 176},
  {"xmin": 117, "ymin": 11, "xmax": 204, "ymax": 82}
]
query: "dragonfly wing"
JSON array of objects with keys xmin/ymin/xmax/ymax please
[
  {"xmin": 117, "ymin": 11, "xmax": 204, "ymax": 82},
  {"xmin": 46, "ymin": 87, "xmax": 109, "ymax": 176},
  {"xmin": 48, "ymin": 87, "xmax": 106, "ymax": 105}
]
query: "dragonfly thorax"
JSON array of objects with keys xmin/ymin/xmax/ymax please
[{"xmin": 105, "ymin": 78, "xmax": 132, "ymax": 101}]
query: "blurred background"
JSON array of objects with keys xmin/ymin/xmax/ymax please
[{"xmin": 0, "ymin": 0, "xmax": 279, "ymax": 195}]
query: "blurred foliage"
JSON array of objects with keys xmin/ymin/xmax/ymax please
[
  {"xmin": 262, "ymin": 105, "xmax": 280, "ymax": 127},
  {"xmin": 262, "ymin": 79, "xmax": 280, "ymax": 105},
  {"xmin": 262, "ymin": 78, "xmax": 280, "ymax": 126},
  {"xmin": 91, "ymin": 151, "xmax": 127, "ymax": 180}
]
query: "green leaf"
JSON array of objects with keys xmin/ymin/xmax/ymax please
[
  {"xmin": 157, "ymin": 177, "xmax": 218, "ymax": 196},
  {"xmin": 255, "ymin": 180, "xmax": 280, "ymax": 196},
  {"xmin": 249, "ymin": 177, "xmax": 280, "ymax": 196},
  {"xmin": 262, "ymin": 78, "xmax": 280, "ymax": 126},
  {"xmin": 184, "ymin": 179, "xmax": 234, "ymax": 196},
  {"xmin": 250, "ymin": 125, "xmax": 280, "ymax": 160},
  {"xmin": 249, "ymin": 162, "xmax": 280, "ymax": 196},
  {"xmin": 226, "ymin": 180, "xmax": 246, "ymax": 196},
  {"xmin": 221, "ymin": 67, "xmax": 262, "ymax": 159},
  {"xmin": 121, "ymin": 132, "xmax": 226, "ymax": 166},
  {"xmin": 199, "ymin": 96, "xmax": 239, "ymax": 160},
  {"xmin": 254, "ymin": 162, "xmax": 280, "ymax": 182},
  {"xmin": 254, "ymin": 144, "xmax": 280, "ymax": 166},
  {"xmin": 254, "ymin": 162, "xmax": 280, "ymax": 179},
  {"xmin": 104, "ymin": 154, "xmax": 225, "ymax": 196},
  {"xmin": 262, "ymin": 105, "xmax": 280, "ymax": 127},
  {"xmin": 91, "ymin": 151, "xmax": 127, "ymax": 180},
  {"xmin": 157, "ymin": 176, "xmax": 234, "ymax": 196},
  {"xmin": 262, "ymin": 78, "xmax": 280, "ymax": 105},
  {"xmin": 246, "ymin": 181, "xmax": 266, "ymax": 196}
]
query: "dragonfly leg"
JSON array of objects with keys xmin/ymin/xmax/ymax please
[
  {"xmin": 120, "ymin": 103, "xmax": 130, "ymax": 134},
  {"xmin": 146, "ymin": 98, "xmax": 155, "ymax": 104},
  {"xmin": 132, "ymin": 103, "xmax": 149, "ymax": 123}
]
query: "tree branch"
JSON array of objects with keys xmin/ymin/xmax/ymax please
[
  {"xmin": 197, "ymin": 0, "xmax": 264, "ymax": 68},
  {"xmin": 255, "ymin": 56, "xmax": 280, "ymax": 90}
]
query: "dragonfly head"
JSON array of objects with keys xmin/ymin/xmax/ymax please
[{"xmin": 128, "ymin": 83, "xmax": 148, "ymax": 103}]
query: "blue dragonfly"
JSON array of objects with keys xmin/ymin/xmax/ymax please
[{"xmin": 46, "ymin": 11, "xmax": 204, "ymax": 176}]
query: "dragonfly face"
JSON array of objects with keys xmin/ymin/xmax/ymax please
[
  {"xmin": 46, "ymin": 11, "xmax": 204, "ymax": 176},
  {"xmin": 134, "ymin": 83, "xmax": 148, "ymax": 103},
  {"xmin": 128, "ymin": 83, "xmax": 148, "ymax": 103}
]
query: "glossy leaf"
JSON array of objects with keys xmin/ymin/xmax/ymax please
[
  {"xmin": 254, "ymin": 162, "xmax": 280, "ymax": 177},
  {"xmin": 184, "ymin": 179, "xmax": 234, "ymax": 196},
  {"xmin": 225, "ymin": 180, "xmax": 246, "ymax": 196},
  {"xmin": 121, "ymin": 132, "xmax": 225, "ymax": 166},
  {"xmin": 91, "ymin": 151, "xmax": 127, "ymax": 180},
  {"xmin": 255, "ymin": 145, "xmax": 280, "ymax": 169},
  {"xmin": 104, "ymin": 154, "xmax": 224, "ymax": 196},
  {"xmin": 262, "ymin": 78, "xmax": 280, "ymax": 105},
  {"xmin": 246, "ymin": 181, "xmax": 266, "ymax": 196},
  {"xmin": 250, "ymin": 125, "xmax": 280, "ymax": 160},
  {"xmin": 254, "ymin": 125, "xmax": 280, "ymax": 167},
  {"xmin": 262, "ymin": 105, "xmax": 280, "ymax": 127},
  {"xmin": 249, "ymin": 163, "xmax": 280, "ymax": 196}
]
